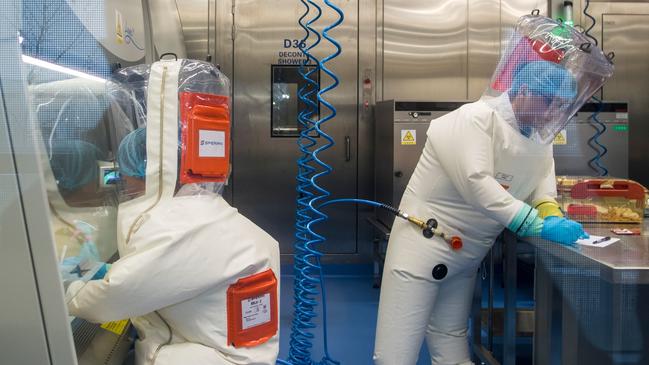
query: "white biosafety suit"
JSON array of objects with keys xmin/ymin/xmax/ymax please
[
  {"xmin": 374, "ymin": 14, "xmax": 614, "ymax": 365},
  {"xmin": 67, "ymin": 59, "xmax": 281, "ymax": 365},
  {"xmin": 373, "ymin": 95, "xmax": 555, "ymax": 365}
]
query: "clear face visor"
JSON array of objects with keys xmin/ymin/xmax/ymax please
[
  {"xmin": 30, "ymin": 79, "xmax": 117, "ymax": 207},
  {"xmin": 28, "ymin": 77, "xmax": 119, "ymax": 270},
  {"xmin": 484, "ymin": 14, "xmax": 614, "ymax": 144}
]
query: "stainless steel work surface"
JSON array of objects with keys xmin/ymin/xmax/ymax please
[
  {"xmin": 532, "ymin": 221, "xmax": 649, "ymax": 364},
  {"xmin": 524, "ymin": 221, "xmax": 649, "ymax": 283}
]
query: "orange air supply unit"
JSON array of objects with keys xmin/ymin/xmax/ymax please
[
  {"xmin": 227, "ymin": 269, "xmax": 278, "ymax": 348},
  {"xmin": 179, "ymin": 92, "xmax": 231, "ymax": 183}
]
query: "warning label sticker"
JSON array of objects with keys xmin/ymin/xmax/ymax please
[
  {"xmin": 101, "ymin": 320, "xmax": 129, "ymax": 336},
  {"xmin": 242, "ymin": 294, "xmax": 271, "ymax": 330},
  {"xmin": 199, "ymin": 130, "xmax": 226, "ymax": 157},
  {"xmin": 401, "ymin": 129, "xmax": 416, "ymax": 145},
  {"xmin": 553, "ymin": 129, "xmax": 567, "ymax": 145}
]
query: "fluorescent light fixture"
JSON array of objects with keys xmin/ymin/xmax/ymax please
[{"xmin": 21, "ymin": 55, "xmax": 107, "ymax": 84}]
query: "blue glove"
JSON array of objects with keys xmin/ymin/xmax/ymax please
[
  {"xmin": 541, "ymin": 216, "xmax": 589, "ymax": 245},
  {"xmin": 91, "ymin": 263, "xmax": 111, "ymax": 280}
]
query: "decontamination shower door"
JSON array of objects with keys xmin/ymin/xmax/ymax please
[{"xmin": 231, "ymin": 0, "xmax": 359, "ymax": 255}]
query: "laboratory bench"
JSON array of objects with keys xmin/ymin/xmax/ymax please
[{"xmin": 473, "ymin": 221, "xmax": 649, "ymax": 365}]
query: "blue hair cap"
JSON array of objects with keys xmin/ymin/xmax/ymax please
[
  {"xmin": 50, "ymin": 140, "xmax": 101, "ymax": 191},
  {"xmin": 511, "ymin": 60, "xmax": 578, "ymax": 100},
  {"xmin": 117, "ymin": 128, "xmax": 147, "ymax": 178}
]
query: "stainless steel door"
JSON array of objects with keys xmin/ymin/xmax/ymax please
[
  {"xmin": 602, "ymin": 14, "xmax": 649, "ymax": 187},
  {"xmin": 232, "ymin": 0, "xmax": 358, "ymax": 254},
  {"xmin": 382, "ymin": 0, "xmax": 468, "ymax": 101}
]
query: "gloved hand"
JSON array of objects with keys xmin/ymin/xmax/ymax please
[
  {"xmin": 91, "ymin": 263, "xmax": 111, "ymax": 280},
  {"xmin": 532, "ymin": 197, "xmax": 564, "ymax": 219},
  {"xmin": 509, "ymin": 204, "xmax": 588, "ymax": 246},
  {"xmin": 540, "ymin": 216, "xmax": 589, "ymax": 245}
]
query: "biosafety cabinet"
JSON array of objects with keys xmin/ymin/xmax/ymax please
[
  {"xmin": 0, "ymin": 0, "xmax": 151, "ymax": 363},
  {"xmin": 374, "ymin": 100, "xmax": 630, "ymax": 228}
]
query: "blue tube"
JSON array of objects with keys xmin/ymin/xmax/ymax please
[
  {"xmin": 319, "ymin": 198, "xmax": 385, "ymax": 209},
  {"xmin": 583, "ymin": 0, "xmax": 598, "ymax": 46},
  {"xmin": 288, "ymin": 1, "xmax": 322, "ymax": 363},
  {"xmin": 309, "ymin": 4, "xmax": 344, "ymax": 362},
  {"xmin": 282, "ymin": 0, "xmax": 343, "ymax": 364},
  {"xmin": 582, "ymin": 1, "xmax": 608, "ymax": 176},
  {"xmin": 587, "ymin": 96, "xmax": 609, "ymax": 176},
  {"xmin": 281, "ymin": 3, "xmax": 397, "ymax": 365}
]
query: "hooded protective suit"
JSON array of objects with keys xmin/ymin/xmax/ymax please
[
  {"xmin": 374, "ymin": 14, "xmax": 613, "ymax": 365},
  {"xmin": 67, "ymin": 59, "xmax": 281, "ymax": 365}
]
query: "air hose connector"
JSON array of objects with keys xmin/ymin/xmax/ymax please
[
  {"xmin": 396, "ymin": 211, "xmax": 463, "ymax": 251},
  {"xmin": 318, "ymin": 200, "xmax": 463, "ymax": 251}
]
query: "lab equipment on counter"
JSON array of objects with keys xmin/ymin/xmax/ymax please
[{"xmin": 557, "ymin": 176, "xmax": 646, "ymax": 223}]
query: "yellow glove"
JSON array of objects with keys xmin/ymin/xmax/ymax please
[{"xmin": 532, "ymin": 197, "xmax": 563, "ymax": 219}]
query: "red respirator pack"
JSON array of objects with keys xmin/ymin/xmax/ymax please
[{"xmin": 179, "ymin": 92, "xmax": 231, "ymax": 184}]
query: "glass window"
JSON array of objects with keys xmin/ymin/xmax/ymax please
[
  {"xmin": 19, "ymin": 0, "xmax": 139, "ymax": 299},
  {"xmin": 271, "ymin": 65, "xmax": 319, "ymax": 137}
]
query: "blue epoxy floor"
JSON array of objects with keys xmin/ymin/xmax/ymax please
[
  {"xmin": 121, "ymin": 265, "xmax": 533, "ymax": 365},
  {"xmin": 277, "ymin": 264, "xmax": 535, "ymax": 365},
  {"xmin": 277, "ymin": 267, "xmax": 433, "ymax": 365}
]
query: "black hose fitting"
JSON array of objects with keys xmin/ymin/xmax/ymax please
[{"xmin": 422, "ymin": 218, "xmax": 438, "ymax": 238}]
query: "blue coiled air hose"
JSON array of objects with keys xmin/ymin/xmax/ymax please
[
  {"xmin": 583, "ymin": 0, "xmax": 598, "ymax": 47},
  {"xmin": 587, "ymin": 96, "xmax": 609, "ymax": 176},
  {"xmin": 279, "ymin": 0, "xmax": 344, "ymax": 364},
  {"xmin": 583, "ymin": 0, "xmax": 608, "ymax": 176}
]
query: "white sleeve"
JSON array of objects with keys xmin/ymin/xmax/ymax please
[
  {"xmin": 530, "ymin": 158, "xmax": 558, "ymax": 202},
  {"xmin": 66, "ymin": 237, "xmax": 209, "ymax": 323},
  {"xmin": 429, "ymin": 105, "xmax": 525, "ymax": 227},
  {"xmin": 67, "ymin": 202, "xmax": 276, "ymax": 324},
  {"xmin": 67, "ymin": 205, "xmax": 223, "ymax": 323}
]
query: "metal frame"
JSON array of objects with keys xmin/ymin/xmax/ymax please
[
  {"xmin": 367, "ymin": 217, "xmax": 390, "ymax": 288},
  {"xmin": 471, "ymin": 231, "xmax": 519, "ymax": 365},
  {"xmin": 0, "ymin": 2, "xmax": 78, "ymax": 364},
  {"xmin": 503, "ymin": 231, "xmax": 518, "ymax": 365},
  {"xmin": 0, "ymin": 58, "xmax": 54, "ymax": 365}
]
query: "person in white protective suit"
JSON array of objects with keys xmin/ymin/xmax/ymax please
[
  {"xmin": 31, "ymin": 78, "xmax": 118, "ymax": 264},
  {"xmin": 66, "ymin": 59, "xmax": 281, "ymax": 365},
  {"xmin": 47, "ymin": 139, "xmax": 114, "ymax": 284},
  {"xmin": 373, "ymin": 15, "xmax": 614, "ymax": 365}
]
